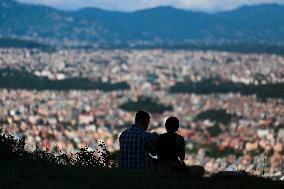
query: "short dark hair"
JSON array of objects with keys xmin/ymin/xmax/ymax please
[
  {"xmin": 135, "ymin": 111, "xmax": 150, "ymax": 124},
  {"xmin": 165, "ymin": 117, "xmax": 179, "ymax": 132}
]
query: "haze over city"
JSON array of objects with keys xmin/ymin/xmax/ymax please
[{"xmin": 16, "ymin": 0, "xmax": 284, "ymax": 11}]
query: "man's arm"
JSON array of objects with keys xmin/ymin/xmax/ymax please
[{"xmin": 144, "ymin": 132, "xmax": 157, "ymax": 155}]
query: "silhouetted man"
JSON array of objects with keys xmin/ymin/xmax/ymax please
[{"xmin": 119, "ymin": 111, "xmax": 156, "ymax": 171}]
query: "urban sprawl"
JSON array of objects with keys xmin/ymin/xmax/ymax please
[{"xmin": 0, "ymin": 48, "xmax": 284, "ymax": 177}]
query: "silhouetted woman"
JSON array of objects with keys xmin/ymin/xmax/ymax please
[
  {"xmin": 156, "ymin": 117, "xmax": 185, "ymax": 172},
  {"xmin": 156, "ymin": 117, "xmax": 205, "ymax": 177}
]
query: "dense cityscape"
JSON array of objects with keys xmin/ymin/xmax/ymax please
[{"xmin": 0, "ymin": 48, "xmax": 284, "ymax": 177}]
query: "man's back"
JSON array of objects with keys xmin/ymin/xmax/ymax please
[{"xmin": 119, "ymin": 124, "xmax": 154, "ymax": 170}]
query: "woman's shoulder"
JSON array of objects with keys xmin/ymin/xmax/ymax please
[
  {"xmin": 158, "ymin": 133, "xmax": 175, "ymax": 142},
  {"xmin": 175, "ymin": 134, "xmax": 185, "ymax": 145},
  {"xmin": 176, "ymin": 133, "xmax": 184, "ymax": 139}
]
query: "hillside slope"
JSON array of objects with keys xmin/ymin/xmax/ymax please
[{"xmin": 1, "ymin": 1, "xmax": 284, "ymax": 46}]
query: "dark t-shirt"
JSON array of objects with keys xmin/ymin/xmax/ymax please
[{"xmin": 156, "ymin": 133, "xmax": 185, "ymax": 162}]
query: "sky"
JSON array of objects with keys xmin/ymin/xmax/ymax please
[{"xmin": 16, "ymin": 0, "xmax": 284, "ymax": 12}]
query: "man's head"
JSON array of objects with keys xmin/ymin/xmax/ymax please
[
  {"xmin": 135, "ymin": 111, "xmax": 150, "ymax": 131},
  {"xmin": 165, "ymin": 116, "xmax": 179, "ymax": 133}
]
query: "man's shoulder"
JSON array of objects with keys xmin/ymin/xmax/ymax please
[
  {"xmin": 121, "ymin": 127, "xmax": 131, "ymax": 133},
  {"xmin": 120, "ymin": 125, "xmax": 143, "ymax": 137},
  {"xmin": 120, "ymin": 127, "xmax": 132, "ymax": 137}
]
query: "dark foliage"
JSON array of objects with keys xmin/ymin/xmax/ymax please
[
  {"xmin": 274, "ymin": 123, "xmax": 284, "ymax": 134},
  {"xmin": 120, "ymin": 96, "xmax": 173, "ymax": 113},
  {"xmin": 170, "ymin": 79, "xmax": 284, "ymax": 100},
  {"xmin": 188, "ymin": 143, "xmax": 241, "ymax": 158},
  {"xmin": 0, "ymin": 128, "xmax": 117, "ymax": 168},
  {"xmin": 207, "ymin": 124, "xmax": 223, "ymax": 137},
  {"xmin": 0, "ymin": 68, "xmax": 130, "ymax": 91},
  {"xmin": 204, "ymin": 143, "xmax": 238, "ymax": 158},
  {"xmin": 0, "ymin": 38, "xmax": 53, "ymax": 51},
  {"xmin": 195, "ymin": 109, "xmax": 233, "ymax": 125}
]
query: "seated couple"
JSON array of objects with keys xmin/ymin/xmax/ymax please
[{"xmin": 119, "ymin": 111, "xmax": 205, "ymax": 177}]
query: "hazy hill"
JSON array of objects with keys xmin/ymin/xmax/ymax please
[{"xmin": 1, "ymin": 0, "xmax": 284, "ymax": 47}]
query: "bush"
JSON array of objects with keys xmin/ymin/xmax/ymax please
[{"xmin": 0, "ymin": 128, "xmax": 116, "ymax": 168}]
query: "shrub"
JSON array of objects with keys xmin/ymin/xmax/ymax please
[{"xmin": 0, "ymin": 128, "xmax": 117, "ymax": 169}]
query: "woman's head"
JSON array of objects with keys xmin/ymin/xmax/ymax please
[{"xmin": 165, "ymin": 116, "xmax": 179, "ymax": 133}]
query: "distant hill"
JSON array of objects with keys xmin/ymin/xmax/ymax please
[{"xmin": 1, "ymin": 0, "xmax": 284, "ymax": 49}]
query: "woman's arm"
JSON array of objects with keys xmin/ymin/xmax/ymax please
[{"xmin": 177, "ymin": 135, "xmax": 185, "ymax": 161}]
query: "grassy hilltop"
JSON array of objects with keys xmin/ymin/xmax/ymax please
[
  {"xmin": 0, "ymin": 129, "xmax": 283, "ymax": 189},
  {"xmin": 1, "ymin": 163, "xmax": 284, "ymax": 189}
]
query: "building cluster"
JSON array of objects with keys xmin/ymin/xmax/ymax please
[{"xmin": 0, "ymin": 48, "xmax": 284, "ymax": 177}]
